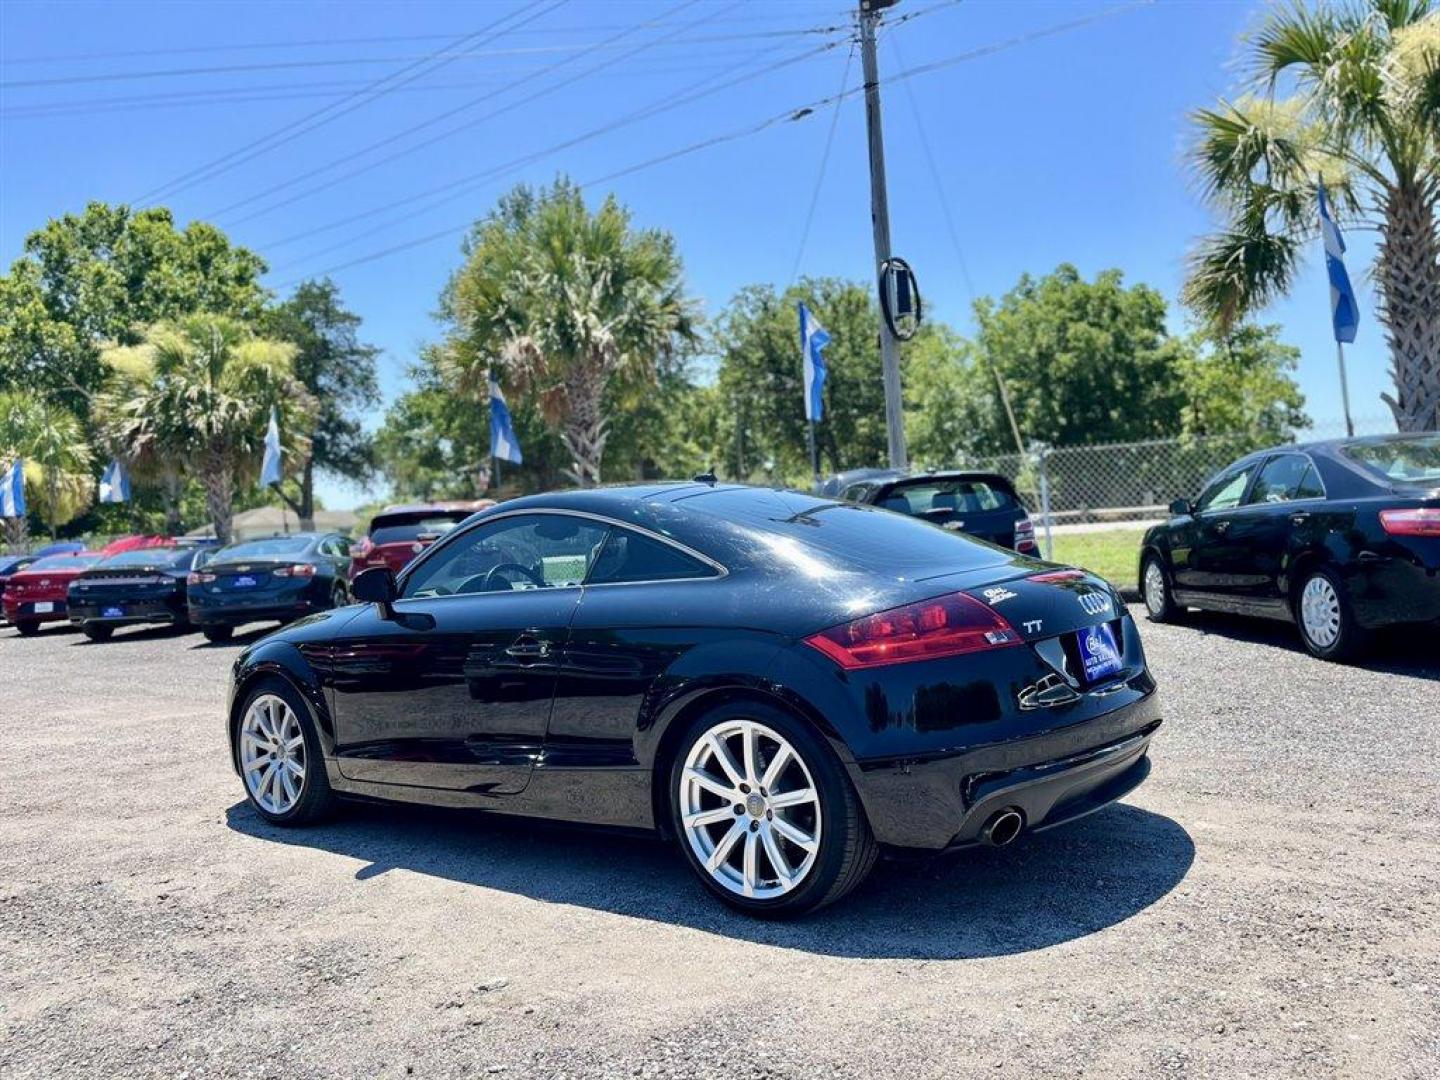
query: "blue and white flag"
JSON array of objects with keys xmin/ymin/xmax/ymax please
[
  {"xmin": 798, "ymin": 302, "xmax": 831, "ymax": 422},
  {"xmin": 0, "ymin": 458, "xmax": 24, "ymax": 518},
  {"xmin": 1317, "ymin": 181, "xmax": 1359, "ymax": 344},
  {"xmin": 259, "ymin": 405, "xmax": 283, "ymax": 487},
  {"xmin": 99, "ymin": 459, "xmax": 130, "ymax": 504},
  {"xmin": 489, "ymin": 375, "xmax": 522, "ymax": 465}
]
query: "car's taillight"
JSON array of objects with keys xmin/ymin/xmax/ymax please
[
  {"xmin": 1380, "ymin": 508, "xmax": 1440, "ymax": 537},
  {"xmin": 188, "ymin": 572, "xmax": 216, "ymax": 585},
  {"xmin": 1014, "ymin": 514, "xmax": 1037, "ymax": 553},
  {"xmin": 273, "ymin": 563, "xmax": 318, "ymax": 578},
  {"xmin": 804, "ymin": 592, "xmax": 1022, "ymax": 670}
]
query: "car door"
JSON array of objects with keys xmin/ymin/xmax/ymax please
[
  {"xmin": 1171, "ymin": 459, "xmax": 1260, "ymax": 598},
  {"xmin": 1231, "ymin": 453, "xmax": 1326, "ymax": 609},
  {"xmin": 326, "ymin": 512, "xmax": 608, "ymax": 795}
]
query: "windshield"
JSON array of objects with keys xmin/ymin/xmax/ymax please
[
  {"xmin": 1342, "ymin": 436, "xmax": 1440, "ymax": 485},
  {"xmin": 97, "ymin": 548, "xmax": 193, "ymax": 570},
  {"xmin": 370, "ymin": 514, "xmax": 466, "ymax": 545},
  {"xmin": 215, "ymin": 536, "xmax": 314, "ymax": 559},
  {"xmin": 25, "ymin": 554, "xmax": 101, "ymax": 572},
  {"xmin": 881, "ymin": 478, "xmax": 1017, "ymax": 515}
]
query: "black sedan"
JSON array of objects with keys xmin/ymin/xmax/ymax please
[
  {"xmin": 833, "ymin": 469, "xmax": 1039, "ymax": 554},
  {"xmin": 1139, "ymin": 433, "xmax": 1440, "ymax": 660},
  {"xmin": 225, "ymin": 483, "xmax": 1161, "ymax": 916},
  {"xmin": 188, "ymin": 532, "xmax": 352, "ymax": 643},
  {"xmin": 68, "ymin": 543, "xmax": 214, "ymax": 640}
]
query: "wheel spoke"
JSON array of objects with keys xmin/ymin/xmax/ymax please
[
  {"xmin": 284, "ymin": 758, "xmax": 305, "ymax": 779},
  {"xmin": 760, "ymin": 822, "xmax": 792, "ymax": 884},
  {"xmin": 684, "ymin": 768, "xmax": 735, "ymax": 800},
  {"xmin": 741, "ymin": 724, "xmax": 759, "ymax": 786},
  {"xmin": 759, "ymin": 744, "xmax": 791, "ymax": 791},
  {"xmin": 683, "ymin": 806, "xmax": 736, "ymax": 829},
  {"xmin": 770, "ymin": 815, "xmax": 817, "ymax": 852},
  {"xmin": 768, "ymin": 786, "xmax": 815, "ymax": 809},
  {"xmin": 742, "ymin": 831, "xmax": 759, "ymax": 897},
  {"xmin": 704, "ymin": 735, "xmax": 744, "ymax": 788},
  {"xmin": 284, "ymin": 734, "xmax": 304, "ymax": 752},
  {"xmin": 706, "ymin": 821, "xmax": 745, "ymax": 871}
]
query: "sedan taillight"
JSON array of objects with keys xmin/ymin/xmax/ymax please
[
  {"xmin": 273, "ymin": 563, "xmax": 318, "ymax": 578},
  {"xmin": 804, "ymin": 592, "xmax": 1021, "ymax": 670},
  {"xmin": 1014, "ymin": 514, "xmax": 1038, "ymax": 553},
  {"xmin": 188, "ymin": 572, "xmax": 216, "ymax": 585},
  {"xmin": 1380, "ymin": 508, "xmax": 1440, "ymax": 537}
]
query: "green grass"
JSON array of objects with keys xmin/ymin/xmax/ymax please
[{"xmin": 1046, "ymin": 527, "xmax": 1146, "ymax": 591}]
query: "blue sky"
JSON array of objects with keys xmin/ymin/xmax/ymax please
[{"xmin": 1, "ymin": 0, "xmax": 1394, "ymax": 509}]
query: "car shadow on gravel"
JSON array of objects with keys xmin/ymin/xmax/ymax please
[
  {"xmin": 225, "ymin": 798, "xmax": 1193, "ymax": 960},
  {"xmin": 188, "ymin": 626, "xmax": 274, "ymax": 650},
  {"xmin": 1176, "ymin": 610, "xmax": 1439, "ymax": 679}
]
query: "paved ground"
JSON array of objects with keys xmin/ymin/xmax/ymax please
[{"xmin": 2, "ymin": 608, "xmax": 1437, "ymax": 1079}]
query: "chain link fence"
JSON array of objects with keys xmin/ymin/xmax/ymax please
[{"xmin": 959, "ymin": 417, "xmax": 1396, "ymax": 530}]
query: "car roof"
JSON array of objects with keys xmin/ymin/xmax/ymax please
[{"xmin": 377, "ymin": 501, "xmax": 491, "ymax": 515}]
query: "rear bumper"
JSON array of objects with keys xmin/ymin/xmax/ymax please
[
  {"xmin": 68, "ymin": 599, "xmax": 183, "ymax": 627},
  {"xmin": 3, "ymin": 600, "xmax": 69, "ymax": 625},
  {"xmin": 1347, "ymin": 556, "xmax": 1440, "ymax": 630},
  {"xmin": 849, "ymin": 687, "xmax": 1162, "ymax": 851}
]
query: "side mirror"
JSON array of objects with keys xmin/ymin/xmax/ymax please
[
  {"xmin": 351, "ymin": 566, "xmax": 397, "ymax": 610},
  {"xmin": 1169, "ymin": 498, "xmax": 1193, "ymax": 517}
]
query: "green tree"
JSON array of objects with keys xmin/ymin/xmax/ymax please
[
  {"xmin": 971, "ymin": 265, "xmax": 1190, "ymax": 448},
  {"xmin": 263, "ymin": 279, "xmax": 381, "ymax": 527},
  {"xmin": 1177, "ymin": 323, "xmax": 1310, "ymax": 443},
  {"xmin": 100, "ymin": 316, "xmax": 305, "ymax": 543},
  {"xmin": 1184, "ymin": 0, "xmax": 1439, "ymax": 431},
  {"xmin": 0, "ymin": 391, "xmax": 94, "ymax": 543},
  {"xmin": 440, "ymin": 179, "xmax": 698, "ymax": 486},
  {"xmin": 0, "ymin": 203, "xmax": 268, "ymax": 414}
]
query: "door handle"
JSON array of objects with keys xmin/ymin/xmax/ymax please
[{"xmin": 505, "ymin": 638, "xmax": 551, "ymax": 660}]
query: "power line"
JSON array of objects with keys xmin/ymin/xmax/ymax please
[
  {"xmin": 214, "ymin": 0, "xmax": 722, "ymax": 226},
  {"xmin": 276, "ymin": 1, "xmax": 1148, "ymax": 288},
  {"xmin": 263, "ymin": 36, "xmax": 841, "ymax": 266},
  {"xmin": 787, "ymin": 39, "xmax": 856, "ymax": 286},
  {"xmin": 134, "ymin": 1, "xmax": 561, "ymax": 206}
]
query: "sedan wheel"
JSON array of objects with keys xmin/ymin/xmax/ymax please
[
  {"xmin": 670, "ymin": 703, "xmax": 877, "ymax": 916},
  {"xmin": 1141, "ymin": 556, "xmax": 1178, "ymax": 622},
  {"xmin": 236, "ymin": 684, "xmax": 334, "ymax": 823},
  {"xmin": 1295, "ymin": 568, "xmax": 1367, "ymax": 662},
  {"xmin": 680, "ymin": 719, "xmax": 822, "ymax": 900}
]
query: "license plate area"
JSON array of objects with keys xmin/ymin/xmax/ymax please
[
  {"xmin": 232, "ymin": 575, "xmax": 258, "ymax": 588},
  {"xmin": 1072, "ymin": 621, "xmax": 1124, "ymax": 685},
  {"xmin": 102, "ymin": 606, "xmax": 124, "ymax": 619},
  {"xmin": 33, "ymin": 601, "xmax": 54, "ymax": 613}
]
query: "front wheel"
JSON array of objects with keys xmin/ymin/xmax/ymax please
[
  {"xmin": 1141, "ymin": 554, "xmax": 1181, "ymax": 623},
  {"xmin": 203, "ymin": 625, "xmax": 234, "ymax": 643},
  {"xmin": 15, "ymin": 620, "xmax": 40, "ymax": 637},
  {"xmin": 82, "ymin": 624, "xmax": 113, "ymax": 641},
  {"xmin": 1296, "ymin": 567, "xmax": 1368, "ymax": 661},
  {"xmin": 234, "ymin": 679, "xmax": 335, "ymax": 825},
  {"xmin": 669, "ymin": 701, "xmax": 877, "ymax": 917}
]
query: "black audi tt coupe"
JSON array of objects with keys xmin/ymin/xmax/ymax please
[
  {"xmin": 1139, "ymin": 433, "xmax": 1440, "ymax": 660},
  {"xmin": 188, "ymin": 532, "xmax": 353, "ymax": 643},
  {"xmin": 226, "ymin": 483, "xmax": 1161, "ymax": 916}
]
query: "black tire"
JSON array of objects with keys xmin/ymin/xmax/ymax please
[
  {"xmin": 15, "ymin": 620, "xmax": 40, "ymax": 637},
  {"xmin": 667, "ymin": 699, "xmax": 878, "ymax": 918},
  {"xmin": 1140, "ymin": 554, "xmax": 1182, "ymax": 623},
  {"xmin": 1294, "ymin": 566, "xmax": 1369, "ymax": 662},
  {"xmin": 232, "ymin": 676, "xmax": 336, "ymax": 826},
  {"xmin": 203, "ymin": 625, "xmax": 234, "ymax": 643},
  {"xmin": 82, "ymin": 624, "xmax": 113, "ymax": 641}
]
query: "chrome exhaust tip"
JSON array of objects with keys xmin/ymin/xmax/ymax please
[{"xmin": 981, "ymin": 807, "xmax": 1025, "ymax": 848}]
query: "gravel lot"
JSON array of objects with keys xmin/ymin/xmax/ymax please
[{"xmin": 2, "ymin": 607, "xmax": 1437, "ymax": 1079}]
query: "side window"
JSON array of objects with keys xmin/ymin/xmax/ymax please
[
  {"xmin": 839, "ymin": 483, "xmax": 868, "ymax": 503},
  {"xmin": 1195, "ymin": 464, "xmax": 1255, "ymax": 513},
  {"xmin": 1294, "ymin": 463, "xmax": 1325, "ymax": 500},
  {"xmin": 1247, "ymin": 455, "xmax": 1313, "ymax": 505},
  {"xmin": 402, "ymin": 514, "xmax": 608, "ymax": 599},
  {"xmin": 317, "ymin": 539, "xmax": 336, "ymax": 558},
  {"xmin": 586, "ymin": 527, "xmax": 719, "ymax": 585}
]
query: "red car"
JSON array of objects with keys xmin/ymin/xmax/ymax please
[
  {"xmin": 3, "ymin": 552, "xmax": 103, "ymax": 635},
  {"xmin": 347, "ymin": 501, "xmax": 493, "ymax": 579}
]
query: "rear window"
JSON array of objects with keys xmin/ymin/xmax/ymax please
[
  {"xmin": 880, "ymin": 478, "xmax": 1016, "ymax": 515},
  {"xmin": 370, "ymin": 513, "xmax": 468, "ymax": 545},
  {"xmin": 1342, "ymin": 436, "xmax": 1440, "ymax": 485},
  {"xmin": 217, "ymin": 536, "xmax": 314, "ymax": 559},
  {"xmin": 98, "ymin": 548, "xmax": 194, "ymax": 569},
  {"xmin": 685, "ymin": 489, "xmax": 1010, "ymax": 576},
  {"xmin": 25, "ymin": 554, "xmax": 101, "ymax": 572}
]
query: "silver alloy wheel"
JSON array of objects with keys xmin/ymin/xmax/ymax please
[
  {"xmin": 1143, "ymin": 560, "xmax": 1167, "ymax": 615},
  {"xmin": 240, "ymin": 694, "xmax": 307, "ymax": 815},
  {"xmin": 1299, "ymin": 575, "xmax": 1342, "ymax": 649},
  {"xmin": 679, "ymin": 719, "xmax": 822, "ymax": 899}
]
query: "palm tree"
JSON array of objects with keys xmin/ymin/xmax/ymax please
[
  {"xmin": 1184, "ymin": 0, "xmax": 1439, "ymax": 431},
  {"xmin": 443, "ymin": 180, "xmax": 697, "ymax": 486},
  {"xmin": 100, "ymin": 315, "xmax": 305, "ymax": 543},
  {"xmin": 0, "ymin": 390, "xmax": 93, "ymax": 544}
]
